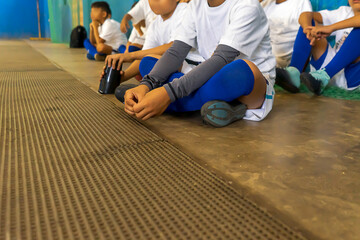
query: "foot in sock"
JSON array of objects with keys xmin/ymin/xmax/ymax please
[
  {"xmin": 300, "ymin": 69, "xmax": 330, "ymax": 96},
  {"xmin": 95, "ymin": 54, "xmax": 106, "ymax": 61},
  {"xmin": 87, "ymin": 53, "xmax": 95, "ymax": 60},
  {"xmin": 201, "ymin": 100, "xmax": 247, "ymax": 128},
  {"xmin": 275, "ymin": 67, "xmax": 301, "ymax": 93}
]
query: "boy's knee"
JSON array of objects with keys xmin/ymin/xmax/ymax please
[
  {"xmin": 144, "ymin": 54, "xmax": 161, "ymax": 59},
  {"xmin": 96, "ymin": 44, "xmax": 106, "ymax": 53}
]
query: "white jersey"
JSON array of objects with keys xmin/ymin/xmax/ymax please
[
  {"xmin": 261, "ymin": 0, "xmax": 313, "ymax": 67},
  {"xmin": 98, "ymin": 19, "xmax": 128, "ymax": 50},
  {"xmin": 309, "ymin": 6, "xmax": 358, "ymax": 90},
  {"xmin": 143, "ymin": 3, "xmax": 187, "ymax": 50},
  {"xmin": 127, "ymin": 0, "xmax": 157, "ymax": 40},
  {"xmin": 319, "ymin": 6, "xmax": 354, "ymax": 52},
  {"xmin": 129, "ymin": 28, "xmax": 145, "ymax": 46},
  {"xmin": 175, "ymin": 0, "xmax": 276, "ymax": 121},
  {"xmin": 175, "ymin": 0, "xmax": 276, "ymax": 84}
]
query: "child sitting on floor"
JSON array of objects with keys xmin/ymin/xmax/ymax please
[
  {"xmin": 260, "ymin": 0, "xmax": 312, "ymax": 68},
  {"xmin": 120, "ymin": 0, "xmax": 276, "ymax": 127},
  {"xmin": 119, "ymin": 1, "xmax": 147, "ymax": 54},
  {"xmin": 101, "ymin": 0, "xmax": 201, "ymax": 93},
  {"xmin": 120, "ymin": 0, "xmax": 157, "ymax": 53},
  {"xmin": 84, "ymin": 1, "xmax": 127, "ymax": 61},
  {"xmin": 276, "ymin": 0, "xmax": 360, "ymax": 94}
]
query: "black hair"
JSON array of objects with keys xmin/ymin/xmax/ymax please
[{"xmin": 91, "ymin": 1, "xmax": 112, "ymax": 16}]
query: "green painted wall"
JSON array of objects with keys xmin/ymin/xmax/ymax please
[{"xmin": 48, "ymin": 0, "xmax": 134, "ymax": 43}]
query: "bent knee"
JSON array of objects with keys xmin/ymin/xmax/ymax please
[
  {"xmin": 144, "ymin": 54, "xmax": 162, "ymax": 59},
  {"xmin": 96, "ymin": 44, "xmax": 106, "ymax": 53}
]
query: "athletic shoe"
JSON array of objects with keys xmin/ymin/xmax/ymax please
[
  {"xmin": 275, "ymin": 67, "xmax": 301, "ymax": 93},
  {"xmin": 115, "ymin": 83, "xmax": 138, "ymax": 103},
  {"xmin": 94, "ymin": 53, "xmax": 106, "ymax": 61},
  {"xmin": 200, "ymin": 100, "xmax": 247, "ymax": 128},
  {"xmin": 86, "ymin": 53, "xmax": 95, "ymax": 60},
  {"xmin": 300, "ymin": 69, "xmax": 330, "ymax": 96}
]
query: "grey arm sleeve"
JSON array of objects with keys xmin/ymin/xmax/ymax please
[
  {"xmin": 140, "ymin": 40, "xmax": 192, "ymax": 90},
  {"xmin": 164, "ymin": 44, "xmax": 240, "ymax": 102}
]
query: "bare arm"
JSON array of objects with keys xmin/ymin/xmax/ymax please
[
  {"xmin": 89, "ymin": 24, "xmax": 96, "ymax": 45},
  {"xmin": 307, "ymin": 15, "xmax": 360, "ymax": 40},
  {"xmin": 298, "ymin": 12, "xmax": 323, "ymax": 28},
  {"xmin": 122, "ymin": 60, "xmax": 141, "ymax": 81},
  {"xmin": 120, "ymin": 13, "xmax": 132, "ymax": 33},
  {"xmin": 330, "ymin": 15, "xmax": 360, "ymax": 31},
  {"xmin": 92, "ymin": 22, "xmax": 106, "ymax": 45},
  {"xmin": 105, "ymin": 42, "xmax": 173, "ymax": 70}
]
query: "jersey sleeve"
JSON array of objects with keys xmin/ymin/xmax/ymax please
[
  {"xmin": 219, "ymin": 4, "xmax": 269, "ymax": 58},
  {"xmin": 99, "ymin": 20, "xmax": 114, "ymax": 42},
  {"xmin": 173, "ymin": 4, "xmax": 197, "ymax": 48},
  {"xmin": 128, "ymin": 0, "xmax": 146, "ymax": 25}
]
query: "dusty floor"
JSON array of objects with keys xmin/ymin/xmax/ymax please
[{"xmin": 25, "ymin": 39, "xmax": 360, "ymax": 240}]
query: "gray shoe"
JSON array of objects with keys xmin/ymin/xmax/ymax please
[{"xmin": 201, "ymin": 101, "xmax": 247, "ymax": 128}]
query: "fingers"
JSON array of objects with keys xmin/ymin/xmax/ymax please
[
  {"xmin": 112, "ymin": 58, "xmax": 117, "ymax": 69},
  {"xmin": 117, "ymin": 60, "xmax": 123, "ymax": 71}
]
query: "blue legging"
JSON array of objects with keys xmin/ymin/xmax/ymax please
[
  {"xmin": 118, "ymin": 45, "xmax": 142, "ymax": 53},
  {"xmin": 290, "ymin": 26, "xmax": 360, "ymax": 88},
  {"xmin": 84, "ymin": 38, "xmax": 98, "ymax": 57},
  {"xmin": 139, "ymin": 56, "xmax": 255, "ymax": 112}
]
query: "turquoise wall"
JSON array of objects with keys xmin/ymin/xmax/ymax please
[
  {"xmin": 48, "ymin": 0, "xmax": 134, "ymax": 43},
  {"xmin": 0, "ymin": 0, "xmax": 50, "ymax": 38}
]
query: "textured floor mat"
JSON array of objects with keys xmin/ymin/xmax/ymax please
[{"xmin": 0, "ymin": 41, "xmax": 308, "ymax": 239}]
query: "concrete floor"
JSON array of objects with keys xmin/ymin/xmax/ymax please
[{"xmin": 25, "ymin": 39, "xmax": 360, "ymax": 240}]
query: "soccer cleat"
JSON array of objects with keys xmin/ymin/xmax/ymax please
[
  {"xmin": 201, "ymin": 100, "xmax": 247, "ymax": 128},
  {"xmin": 300, "ymin": 69, "xmax": 330, "ymax": 96},
  {"xmin": 275, "ymin": 67, "xmax": 301, "ymax": 93}
]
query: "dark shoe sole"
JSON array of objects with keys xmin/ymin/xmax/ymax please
[
  {"xmin": 300, "ymin": 73, "xmax": 322, "ymax": 96},
  {"xmin": 201, "ymin": 101, "xmax": 247, "ymax": 128},
  {"xmin": 115, "ymin": 84, "xmax": 138, "ymax": 102},
  {"xmin": 275, "ymin": 68, "xmax": 300, "ymax": 93}
]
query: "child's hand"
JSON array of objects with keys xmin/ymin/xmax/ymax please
[
  {"xmin": 105, "ymin": 54, "xmax": 126, "ymax": 71},
  {"xmin": 99, "ymin": 65, "xmax": 106, "ymax": 80},
  {"xmin": 132, "ymin": 87, "xmax": 171, "ymax": 121},
  {"xmin": 308, "ymin": 25, "xmax": 334, "ymax": 39},
  {"xmin": 124, "ymin": 85, "xmax": 150, "ymax": 116},
  {"xmin": 92, "ymin": 20, "xmax": 101, "ymax": 28}
]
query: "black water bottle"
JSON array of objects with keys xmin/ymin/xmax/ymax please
[{"xmin": 98, "ymin": 63, "xmax": 122, "ymax": 94}]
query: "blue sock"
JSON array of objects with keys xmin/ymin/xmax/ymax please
[
  {"xmin": 128, "ymin": 45, "xmax": 142, "ymax": 52},
  {"xmin": 309, "ymin": 45, "xmax": 328, "ymax": 70},
  {"xmin": 345, "ymin": 60, "xmax": 360, "ymax": 88},
  {"xmin": 83, "ymin": 38, "xmax": 98, "ymax": 57},
  {"xmin": 289, "ymin": 26, "xmax": 312, "ymax": 72},
  {"xmin": 118, "ymin": 45, "xmax": 126, "ymax": 53},
  {"xmin": 168, "ymin": 59, "xmax": 255, "ymax": 112},
  {"xmin": 325, "ymin": 28, "xmax": 360, "ymax": 78}
]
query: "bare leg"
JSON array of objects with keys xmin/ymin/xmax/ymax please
[
  {"xmin": 237, "ymin": 60, "xmax": 266, "ymax": 109},
  {"xmin": 96, "ymin": 43, "xmax": 113, "ymax": 55}
]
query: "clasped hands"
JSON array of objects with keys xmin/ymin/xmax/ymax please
[
  {"xmin": 303, "ymin": 25, "xmax": 334, "ymax": 46},
  {"xmin": 123, "ymin": 85, "xmax": 171, "ymax": 121}
]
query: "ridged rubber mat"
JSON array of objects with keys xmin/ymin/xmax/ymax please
[{"xmin": 0, "ymin": 42, "xmax": 307, "ymax": 239}]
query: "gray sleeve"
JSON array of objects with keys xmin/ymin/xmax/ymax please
[
  {"xmin": 163, "ymin": 44, "xmax": 240, "ymax": 102},
  {"xmin": 140, "ymin": 40, "xmax": 192, "ymax": 90}
]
